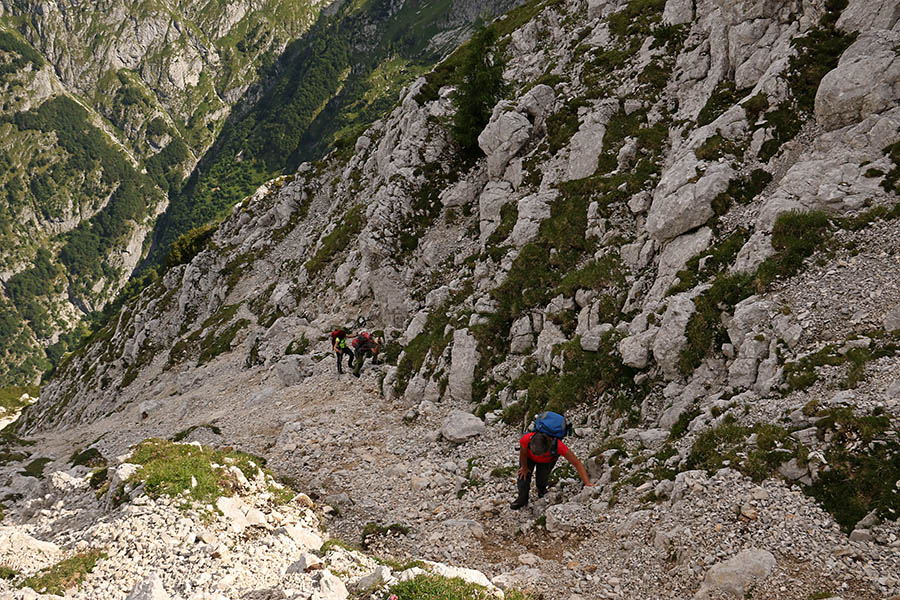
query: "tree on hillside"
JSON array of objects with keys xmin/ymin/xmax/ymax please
[{"xmin": 452, "ymin": 24, "xmax": 507, "ymax": 161}]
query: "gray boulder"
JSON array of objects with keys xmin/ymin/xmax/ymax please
[
  {"xmin": 274, "ymin": 355, "xmax": 314, "ymax": 387},
  {"xmin": 478, "ymin": 102, "xmax": 533, "ymax": 177},
  {"xmin": 837, "ymin": 0, "xmax": 900, "ymax": 33},
  {"xmin": 510, "ymin": 315, "xmax": 535, "ymax": 354},
  {"xmin": 693, "ymin": 549, "xmax": 776, "ymax": 599},
  {"xmin": 581, "ymin": 324, "xmax": 614, "ymax": 352},
  {"xmin": 312, "ymin": 570, "xmax": 349, "ymax": 600},
  {"xmin": 479, "ymin": 181, "xmax": 514, "ymax": 245},
  {"xmin": 663, "ymin": 0, "xmax": 693, "ymax": 25},
  {"xmin": 652, "ymin": 295, "xmax": 696, "ymax": 380},
  {"xmin": 617, "ymin": 327, "xmax": 658, "ymax": 368},
  {"xmin": 884, "ymin": 304, "xmax": 900, "ymax": 332},
  {"xmin": 510, "ymin": 191, "xmax": 555, "ymax": 247},
  {"xmin": 646, "ymin": 156, "xmax": 732, "ymax": 242},
  {"xmin": 815, "ymin": 31, "xmax": 900, "ymax": 131},
  {"xmin": 449, "ymin": 329, "xmax": 479, "ymax": 403},
  {"xmin": 441, "ymin": 410, "xmax": 485, "ymax": 443}
]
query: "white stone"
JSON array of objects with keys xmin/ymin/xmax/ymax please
[{"xmin": 441, "ymin": 410, "xmax": 485, "ymax": 444}]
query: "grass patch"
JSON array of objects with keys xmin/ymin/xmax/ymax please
[
  {"xmin": 389, "ymin": 574, "xmax": 505, "ymax": 600},
  {"xmin": 127, "ymin": 439, "xmax": 271, "ymax": 505},
  {"xmin": 710, "ymin": 170, "xmax": 772, "ymax": 216},
  {"xmin": 756, "ymin": 210, "xmax": 831, "ymax": 286},
  {"xmin": 668, "ymin": 229, "xmax": 750, "ymax": 295},
  {"xmin": 19, "ymin": 550, "xmax": 104, "ymax": 595},
  {"xmin": 19, "ymin": 457, "xmax": 52, "ymax": 479},
  {"xmin": 698, "ymin": 80, "xmax": 750, "ymax": 127},
  {"xmin": 285, "ymin": 334, "xmax": 311, "ymax": 355},
  {"xmin": 69, "ymin": 447, "xmax": 106, "ymax": 468},
  {"xmin": 0, "ymin": 385, "xmax": 38, "ymax": 412}
]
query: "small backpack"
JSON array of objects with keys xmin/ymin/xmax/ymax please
[
  {"xmin": 533, "ymin": 411, "xmax": 572, "ymax": 439},
  {"xmin": 352, "ymin": 331, "xmax": 371, "ymax": 349},
  {"xmin": 532, "ymin": 411, "xmax": 572, "ymax": 457}
]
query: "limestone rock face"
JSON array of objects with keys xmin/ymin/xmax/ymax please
[
  {"xmin": 815, "ymin": 31, "xmax": 900, "ymax": 131},
  {"xmin": 478, "ymin": 102, "xmax": 533, "ymax": 178},
  {"xmin": 646, "ymin": 155, "xmax": 733, "ymax": 242},
  {"xmin": 510, "ymin": 191, "xmax": 556, "ymax": 247},
  {"xmin": 449, "ymin": 329, "xmax": 479, "ymax": 403},
  {"xmin": 653, "ymin": 295, "xmax": 697, "ymax": 380}
]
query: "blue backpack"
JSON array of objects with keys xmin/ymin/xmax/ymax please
[{"xmin": 532, "ymin": 411, "xmax": 572, "ymax": 456}]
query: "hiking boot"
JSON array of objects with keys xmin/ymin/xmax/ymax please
[
  {"xmin": 509, "ymin": 499, "xmax": 528, "ymax": 510},
  {"xmin": 537, "ymin": 488, "xmax": 547, "ymax": 498},
  {"xmin": 352, "ymin": 372, "xmax": 360, "ymax": 378}
]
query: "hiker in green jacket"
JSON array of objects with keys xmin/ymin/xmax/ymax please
[{"xmin": 330, "ymin": 328, "xmax": 354, "ymax": 375}]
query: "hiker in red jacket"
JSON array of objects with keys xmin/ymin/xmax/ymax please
[
  {"xmin": 351, "ymin": 331, "xmax": 381, "ymax": 377},
  {"xmin": 510, "ymin": 431, "xmax": 594, "ymax": 510}
]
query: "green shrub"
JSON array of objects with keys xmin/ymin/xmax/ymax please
[
  {"xmin": 19, "ymin": 550, "xmax": 104, "ymax": 595},
  {"xmin": 756, "ymin": 210, "xmax": 831, "ymax": 286},
  {"xmin": 668, "ymin": 229, "xmax": 750, "ymax": 295},
  {"xmin": 19, "ymin": 457, "xmax": 51, "ymax": 479},
  {"xmin": 69, "ymin": 447, "xmax": 106, "ymax": 468},
  {"xmin": 165, "ymin": 224, "xmax": 217, "ymax": 270},
  {"xmin": 805, "ymin": 408, "xmax": 899, "ymax": 531},
  {"xmin": 389, "ymin": 574, "xmax": 496, "ymax": 600},
  {"xmin": 697, "ymin": 80, "xmax": 748, "ymax": 127},
  {"xmin": 451, "ymin": 25, "xmax": 507, "ymax": 161}
]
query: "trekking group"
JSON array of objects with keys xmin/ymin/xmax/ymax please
[{"xmin": 327, "ymin": 327, "xmax": 593, "ymax": 509}]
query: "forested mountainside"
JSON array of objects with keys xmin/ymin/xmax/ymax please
[
  {"xmin": 2, "ymin": 0, "xmax": 900, "ymax": 597},
  {"xmin": 0, "ymin": 0, "xmax": 516, "ymax": 386}
]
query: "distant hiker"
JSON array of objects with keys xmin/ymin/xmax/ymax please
[
  {"xmin": 351, "ymin": 331, "xmax": 381, "ymax": 377},
  {"xmin": 510, "ymin": 411, "xmax": 594, "ymax": 510},
  {"xmin": 331, "ymin": 328, "xmax": 354, "ymax": 375}
]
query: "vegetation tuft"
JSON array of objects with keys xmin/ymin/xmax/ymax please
[{"xmin": 19, "ymin": 550, "xmax": 104, "ymax": 595}]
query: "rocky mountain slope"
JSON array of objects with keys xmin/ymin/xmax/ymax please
[
  {"xmin": 0, "ymin": 0, "xmax": 517, "ymax": 386},
  {"xmin": 3, "ymin": 0, "xmax": 900, "ymax": 598}
]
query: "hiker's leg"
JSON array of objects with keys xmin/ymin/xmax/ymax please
[
  {"xmin": 353, "ymin": 348, "xmax": 365, "ymax": 375},
  {"xmin": 335, "ymin": 351, "xmax": 343, "ymax": 373},
  {"xmin": 534, "ymin": 457, "xmax": 558, "ymax": 497},
  {"xmin": 515, "ymin": 459, "xmax": 536, "ymax": 504},
  {"xmin": 344, "ymin": 347, "xmax": 354, "ymax": 368}
]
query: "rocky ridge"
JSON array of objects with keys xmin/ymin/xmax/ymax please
[{"xmin": 5, "ymin": 0, "xmax": 900, "ymax": 597}]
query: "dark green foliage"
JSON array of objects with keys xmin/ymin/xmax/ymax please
[
  {"xmin": 4, "ymin": 249, "xmax": 62, "ymax": 308},
  {"xmin": 806, "ymin": 408, "xmax": 899, "ymax": 531},
  {"xmin": 759, "ymin": 6, "xmax": 854, "ymax": 160},
  {"xmin": 394, "ymin": 304, "xmax": 452, "ymax": 397},
  {"xmin": 0, "ymin": 30, "xmax": 43, "ymax": 79},
  {"xmin": 669, "ymin": 229, "xmax": 750, "ymax": 295},
  {"xmin": 694, "ymin": 133, "xmax": 743, "ymax": 162},
  {"xmin": 679, "ymin": 273, "xmax": 755, "ymax": 375},
  {"xmin": 547, "ymin": 98, "xmax": 589, "ymax": 154},
  {"xmin": 788, "ymin": 14, "xmax": 856, "ymax": 113},
  {"xmin": 507, "ymin": 336, "xmax": 642, "ymax": 426},
  {"xmin": 88, "ymin": 468, "xmax": 108, "ymax": 489},
  {"xmin": 69, "ymin": 447, "xmax": 106, "ymax": 468},
  {"xmin": 669, "ymin": 406, "xmax": 701, "ymax": 439},
  {"xmin": 0, "ymin": 385, "xmax": 38, "ymax": 411},
  {"xmin": 8, "ymin": 96, "xmax": 161, "ymax": 302},
  {"xmin": 304, "ymin": 204, "xmax": 366, "ymax": 277},
  {"xmin": 880, "ymin": 141, "xmax": 900, "ymax": 194},
  {"xmin": 19, "ymin": 457, "xmax": 52, "ymax": 478},
  {"xmin": 170, "ymin": 424, "xmax": 222, "ymax": 442},
  {"xmin": 698, "ymin": 80, "xmax": 748, "ymax": 127},
  {"xmin": 756, "ymin": 210, "xmax": 831, "ymax": 286},
  {"xmin": 285, "ymin": 335, "xmax": 311, "ymax": 355},
  {"xmin": 783, "ymin": 345, "xmax": 842, "ymax": 391},
  {"xmin": 607, "ymin": 0, "xmax": 667, "ymax": 42},
  {"xmin": 710, "ymin": 170, "xmax": 772, "ymax": 216},
  {"xmin": 164, "ymin": 224, "xmax": 217, "ymax": 270},
  {"xmin": 452, "ymin": 25, "xmax": 507, "ymax": 161}
]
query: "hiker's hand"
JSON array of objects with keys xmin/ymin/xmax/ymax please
[{"xmin": 518, "ymin": 466, "xmax": 528, "ymax": 480}]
